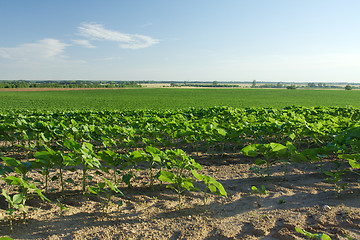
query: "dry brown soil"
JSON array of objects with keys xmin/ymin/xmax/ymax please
[{"xmin": 0, "ymin": 152, "xmax": 359, "ymax": 240}]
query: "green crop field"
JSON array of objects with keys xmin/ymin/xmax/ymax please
[{"xmin": 0, "ymin": 88, "xmax": 359, "ymax": 111}]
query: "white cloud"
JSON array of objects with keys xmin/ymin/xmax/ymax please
[
  {"xmin": 78, "ymin": 23, "xmax": 159, "ymax": 49},
  {"xmin": 72, "ymin": 39, "xmax": 96, "ymax": 48},
  {"xmin": 0, "ymin": 38, "xmax": 68, "ymax": 61}
]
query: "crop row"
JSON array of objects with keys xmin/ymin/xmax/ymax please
[{"xmin": 0, "ymin": 106, "xmax": 359, "ymax": 233}]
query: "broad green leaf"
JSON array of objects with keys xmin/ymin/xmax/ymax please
[
  {"xmin": 2, "ymin": 157, "xmax": 20, "ymax": 167},
  {"xmin": 13, "ymin": 194, "xmax": 24, "ymax": 204},
  {"xmin": 241, "ymin": 145, "xmax": 261, "ymax": 157},
  {"xmin": 158, "ymin": 170, "xmax": 175, "ymax": 183},
  {"xmin": 146, "ymin": 146, "xmax": 161, "ymax": 155},
  {"xmin": 254, "ymin": 158, "xmax": 266, "ymax": 165},
  {"xmin": 269, "ymin": 143, "xmax": 287, "ymax": 152},
  {"xmin": 181, "ymin": 180, "xmax": 195, "ymax": 191},
  {"xmin": 210, "ymin": 180, "xmax": 227, "ymax": 197},
  {"xmin": 191, "ymin": 170, "xmax": 205, "ymax": 181},
  {"xmin": 349, "ymin": 159, "xmax": 360, "ymax": 169}
]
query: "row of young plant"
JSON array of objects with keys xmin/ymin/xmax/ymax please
[
  {"xmin": 0, "ymin": 106, "xmax": 359, "ymax": 235},
  {"xmin": 0, "ymin": 139, "xmax": 227, "ymax": 231},
  {"xmin": 1, "ymin": 106, "xmax": 360, "ymax": 156}
]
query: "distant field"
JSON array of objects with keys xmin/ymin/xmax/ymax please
[{"xmin": 0, "ymin": 88, "xmax": 359, "ymax": 111}]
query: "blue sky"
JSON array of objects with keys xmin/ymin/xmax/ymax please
[{"xmin": 1, "ymin": 0, "xmax": 360, "ymax": 82}]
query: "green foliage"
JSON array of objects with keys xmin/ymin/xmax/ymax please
[
  {"xmin": 241, "ymin": 143, "xmax": 289, "ymax": 178},
  {"xmin": 295, "ymin": 227, "xmax": 331, "ymax": 239},
  {"xmin": 191, "ymin": 170, "xmax": 227, "ymax": 211},
  {"xmin": 158, "ymin": 149, "xmax": 202, "ymax": 210},
  {"xmin": 345, "ymin": 84, "xmax": 352, "ymax": 90},
  {"xmin": 324, "ymin": 170, "xmax": 348, "ymax": 197},
  {"xmin": 1, "ymin": 105, "xmax": 360, "ymax": 224},
  {"xmin": 57, "ymin": 199, "xmax": 70, "ymax": 217},
  {"xmin": 250, "ymin": 185, "xmax": 268, "ymax": 207},
  {"xmin": 1, "ymin": 176, "xmax": 50, "ymax": 231},
  {"xmin": 88, "ymin": 177, "xmax": 124, "ymax": 214},
  {"xmin": 2, "ymin": 89, "xmax": 360, "ymax": 111}
]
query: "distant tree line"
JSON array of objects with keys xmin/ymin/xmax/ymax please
[
  {"xmin": 0, "ymin": 80, "xmax": 141, "ymax": 89},
  {"xmin": 170, "ymin": 81, "xmax": 239, "ymax": 88},
  {"xmin": 251, "ymin": 81, "xmax": 285, "ymax": 89},
  {"xmin": 306, "ymin": 82, "xmax": 342, "ymax": 89}
]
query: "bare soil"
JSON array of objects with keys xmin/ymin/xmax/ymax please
[{"xmin": 0, "ymin": 152, "xmax": 359, "ymax": 240}]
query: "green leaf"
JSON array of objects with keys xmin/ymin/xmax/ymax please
[
  {"xmin": 13, "ymin": 194, "xmax": 24, "ymax": 204},
  {"xmin": 349, "ymin": 159, "xmax": 360, "ymax": 169},
  {"xmin": 122, "ymin": 173, "xmax": 133, "ymax": 186},
  {"xmin": 98, "ymin": 182, "xmax": 106, "ymax": 189},
  {"xmin": 131, "ymin": 151, "xmax": 144, "ymax": 158},
  {"xmin": 269, "ymin": 143, "xmax": 287, "ymax": 152},
  {"xmin": 146, "ymin": 146, "xmax": 161, "ymax": 155},
  {"xmin": 254, "ymin": 158, "xmax": 266, "ymax": 165},
  {"xmin": 191, "ymin": 170, "xmax": 205, "ymax": 181},
  {"xmin": 3, "ymin": 176, "xmax": 22, "ymax": 185},
  {"xmin": 2, "ymin": 157, "xmax": 20, "ymax": 167},
  {"xmin": 158, "ymin": 170, "xmax": 175, "ymax": 183},
  {"xmin": 295, "ymin": 227, "xmax": 305, "ymax": 234},
  {"xmin": 181, "ymin": 180, "xmax": 195, "ymax": 191},
  {"xmin": 241, "ymin": 144, "xmax": 261, "ymax": 157},
  {"xmin": 288, "ymin": 133, "xmax": 296, "ymax": 140},
  {"xmin": 320, "ymin": 234, "xmax": 332, "ymax": 240},
  {"xmin": 216, "ymin": 128, "xmax": 227, "ymax": 137},
  {"xmin": 211, "ymin": 180, "xmax": 227, "ymax": 197},
  {"xmin": 88, "ymin": 186, "xmax": 100, "ymax": 194}
]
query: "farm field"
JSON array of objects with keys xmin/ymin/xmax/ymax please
[
  {"xmin": 0, "ymin": 96, "xmax": 359, "ymax": 239},
  {"xmin": 1, "ymin": 88, "xmax": 360, "ymax": 110}
]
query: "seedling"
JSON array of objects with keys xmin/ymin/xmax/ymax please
[
  {"xmin": 1, "ymin": 176, "xmax": 50, "ymax": 231},
  {"xmin": 241, "ymin": 143, "xmax": 288, "ymax": 178},
  {"xmin": 88, "ymin": 177, "xmax": 124, "ymax": 214},
  {"xmin": 191, "ymin": 170, "xmax": 227, "ymax": 211},
  {"xmin": 64, "ymin": 140, "xmax": 101, "ymax": 194},
  {"xmin": 324, "ymin": 170, "xmax": 348, "ymax": 197},
  {"xmin": 295, "ymin": 227, "xmax": 331, "ymax": 240},
  {"xmin": 57, "ymin": 199, "xmax": 70, "ymax": 217},
  {"xmin": 158, "ymin": 170, "xmax": 196, "ymax": 210},
  {"xmin": 158, "ymin": 149, "xmax": 202, "ymax": 210},
  {"xmin": 250, "ymin": 185, "xmax": 267, "ymax": 208},
  {"xmin": 1, "ymin": 189, "xmax": 25, "ymax": 232}
]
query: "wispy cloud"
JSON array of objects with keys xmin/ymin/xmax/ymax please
[
  {"xmin": 78, "ymin": 23, "xmax": 159, "ymax": 49},
  {"xmin": 139, "ymin": 22, "xmax": 153, "ymax": 28},
  {"xmin": 0, "ymin": 38, "xmax": 68, "ymax": 61},
  {"xmin": 72, "ymin": 39, "xmax": 96, "ymax": 48}
]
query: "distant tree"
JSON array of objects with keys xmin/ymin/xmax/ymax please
[
  {"xmin": 308, "ymin": 83, "xmax": 316, "ymax": 88},
  {"xmin": 212, "ymin": 81, "xmax": 218, "ymax": 86},
  {"xmin": 345, "ymin": 84, "xmax": 352, "ymax": 90},
  {"xmin": 251, "ymin": 80, "xmax": 257, "ymax": 88},
  {"xmin": 286, "ymin": 84, "xmax": 296, "ymax": 90}
]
